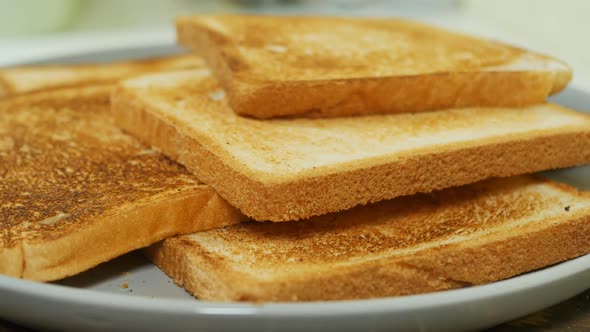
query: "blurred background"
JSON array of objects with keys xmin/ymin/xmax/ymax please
[{"xmin": 0, "ymin": 0, "xmax": 588, "ymax": 89}]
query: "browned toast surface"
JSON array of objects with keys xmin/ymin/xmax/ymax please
[
  {"xmin": 1, "ymin": 90, "xmax": 191, "ymax": 245},
  {"xmin": 177, "ymin": 15, "xmax": 571, "ymax": 118},
  {"xmin": 146, "ymin": 176, "xmax": 590, "ymax": 302},
  {"xmin": 0, "ymin": 86, "xmax": 243, "ymax": 282},
  {"xmin": 113, "ymin": 69, "xmax": 590, "ymax": 221}
]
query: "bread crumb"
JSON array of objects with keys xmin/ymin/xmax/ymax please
[
  {"xmin": 265, "ymin": 44, "xmax": 287, "ymax": 53},
  {"xmin": 207, "ymin": 90, "xmax": 225, "ymax": 101},
  {"xmin": 136, "ymin": 149, "xmax": 158, "ymax": 156},
  {"xmin": 120, "ymin": 283, "xmax": 129, "ymax": 289},
  {"xmin": 565, "ymin": 206, "xmax": 571, "ymax": 211},
  {"xmin": 39, "ymin": 213, "xmax": 70, "ymax": 225}
]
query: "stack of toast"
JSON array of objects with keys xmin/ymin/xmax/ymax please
[{"xmin": 1, "ymin": 15, "xmax": 590, "ymax": 303}]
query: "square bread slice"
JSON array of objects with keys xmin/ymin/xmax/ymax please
[
  {"xmin": 146, "ymin": 175, "xmax": 590, "ymax": 302},
  {"xmin": 113, "ymin": 69, "xmax": 590, "ymax": 222},
  {"xmin": 176, "ymin": 15, "xmax": 572, "ymax": 118},
  {"xmin": 0, "ymin": 86, "xmax": 243, "ymax": 282}
]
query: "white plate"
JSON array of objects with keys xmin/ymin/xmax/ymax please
[{"xmin": 0, "ymin": 46, "xmax": 589, "ymax": 332}]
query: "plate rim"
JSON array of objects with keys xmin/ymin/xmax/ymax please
[{"xmin": 1, "ymin": 253, "xmax": 588, "ymax": 317}]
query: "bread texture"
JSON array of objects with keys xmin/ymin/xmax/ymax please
[
  {"xmin": 176, "ymin": 15, "xmax": 572, "ymax": 118},
  {"xmin": 112, "ymin": 69, "xmax": 590, "ymax": 221},
  {"xmin": 145, "ymin": 176, "xmax": 590, "ymax": 302},
  {"xmin": 0, "ymin": 86, "xmax": 244, "ymax": 282},
  {"xmin": 0, "ymin": 55, "xmax": 203, "ymax": 98}
]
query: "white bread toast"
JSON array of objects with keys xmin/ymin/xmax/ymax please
[
  {"xmin": 146, "ymin": 176, "xmax": 590, "ymax": 302},
  {"xmin": 112, "ymin": 69, "xmax": 590, "ymax": 221},
  {"xmin": 0, "ymin": 86, "xmax": 243, "ymax": 282},
  {"xmin": 0, "ymin": 55, "xmax": 203, "ymax": 98},
  {"xmin": 176, "ymin": 15, "xmax": 572, "ymax": 118}
]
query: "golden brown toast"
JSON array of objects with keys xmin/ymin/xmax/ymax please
[
  {"xmin": 146, "ymin": 176, "xmax": 590, "ymax": 302},
  {"xmin": 176, "ymin": 15, "xmax": 571, "ymax": 118},
  {"xmin": 0, "ymin": 86, "xmax": 243, "ymax": 282},
  {"xmin": 0, "ymin": 55, "xmax": 203, "ymax": 98},
  {"xmin": 112, "ymin": 69, "xmax": 590, "ymax": 221}
]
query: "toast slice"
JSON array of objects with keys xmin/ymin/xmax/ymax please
[
  {"xmin": 0, "ymin": 86, "xmax": 243, "ymax": 282},
  {"xmin": 112, "ymin": 69, "xmax": 590, "ymax": 221},
  {"xmin": 0, "ymin": 55, "xmax": 202, "ymax": 98},
  {"xmin": 146, "ymin": 175, "xmax": 590, "ymax": 302},
  {"xmin": 176, "ymin": 15, "xmax": 572, "ymax": 118}
]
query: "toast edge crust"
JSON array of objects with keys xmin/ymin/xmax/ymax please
[
  {"xmin": 112, "ymin": 86, "xmax": 590, "ymax": 221},
  {"xmin": 550, "ymin": 68, "xmax": 573, "ymax": 94},
  {"xmin": 7, "ymin": 186, "xmax": 242, "ymax": 282},
  {"xmin": 0, "ymin": 243, "xmax": 24, "ymax": 278},
  {"xmin": 224, "ymin": 71, "xmax": 557, "ymax": 119},
  {"xmin": 146, "ymin": 205, "xmax": 590, "ymax": 302}
]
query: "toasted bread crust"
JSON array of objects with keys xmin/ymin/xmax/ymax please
[
  {"xmin": 113, "ymin": 81, "xmax": 590, "ymax": 221},
  {"xmin": 177, "ymin": 15, "xmax": 571, "ymax": 119},
  {"xmin": 0, "ymin": 243, "xmax": 23, "ymax": 278},
  {"xmin": 146, "ymin": 177, "xmax": 590, "ymax": 301},
  {"xmin": 551, "ymin": 68, "xmax": 574, "ymax": 94},
  {"xmin": 147, "ymin": 237, "xmax": 466, "ymax": 302},
  {"xmin": 224, "ymin": 71, "xmax": 556, "ymax": 119}
]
